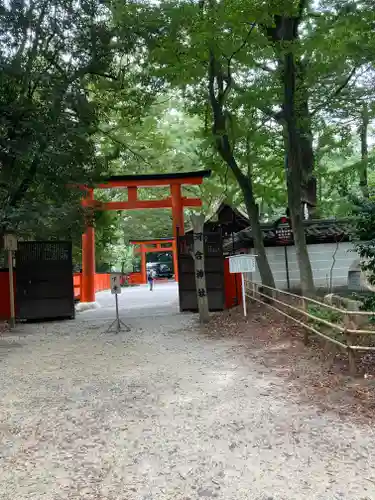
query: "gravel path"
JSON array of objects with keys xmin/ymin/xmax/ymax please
[{"xmin": 0, "ymin": 283, "xmax": 374, "ymax": 499}]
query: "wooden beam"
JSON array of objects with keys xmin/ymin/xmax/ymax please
[
  {"xmin": 89, "ymin": 198, "xmax": 202, "ymax": 211},
  {"xmin": 130, "ymin": 239, "xmax": 174, "ymax": 245},
  {"xmin": 96, "ymin": 176, "xmax": 206, "ymax": 189},
  {"xmin": 134, "ymin": 247, "xmax": 173, "ymax": 254}
]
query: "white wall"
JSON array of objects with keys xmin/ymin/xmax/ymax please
[{"xmin": 247, "ymin": 242, "xmax": 358, "ymax": 290}]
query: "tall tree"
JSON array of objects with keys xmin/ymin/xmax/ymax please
[
  {"xmin": 259, "ymin": 1, "xmax": 315, "ymax": 294},
  {"xmin": 359, "ymin": 103, "xmax": 370, "ymax": 198},
  {"xmin": 253, "ymin": 0, "xmax": 373, "ymax": 293},
  {"xmin": 112, "ymin": 0, "xmax": 277, "ymax": 287},
  {"xmin": 0, "ymin": 0, "xmax": 116, "ymax": 232},
  {"xmin": 206, "ymin": 43, "xmax": 275, "ymax": 288}
]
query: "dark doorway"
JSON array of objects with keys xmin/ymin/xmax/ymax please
[
  {"xmin": 177, "ymin": 231, "xmax": 224, "ymax": 312},
  {"xmin": 16, "ymin": 241, "xmax": 75, "ymax": 321}
]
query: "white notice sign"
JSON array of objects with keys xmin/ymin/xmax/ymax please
[
  {"xmin": 228, "ymin": 254, "xmax": 256, "ymax": 274},
  {"xmin": 110, "ymin": 273, "xmax": 122, "ymax": 294},
  {"xmin": 3, "ymin": 234, "xmax": 17, "ymax": 251}
]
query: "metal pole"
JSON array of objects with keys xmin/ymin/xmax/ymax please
[
  {"xmin": 115, "ymin": 293, "xmax": 120, "ymax": 331},
  {"xmin": 241, "ymin": 272, "xmax": 247, "ymax": 317},
  {"xmin": 232, "ymin": 211, "xmax": 239, "ymax": 306},
  {"xmin": 284, "ymin": 245, "xmax": 291, "ymax": 290},
  {"xmin": 8, "ymin": 250, "xmax": 15, "ymax": 328}
]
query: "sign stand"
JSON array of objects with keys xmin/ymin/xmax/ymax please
[
  {"xmin": 105, "ymin": 273, "xmax": 130, "ymax": 334},
  {"xmin": 241, "ymin": 272, "xmax": 247, "ymax": 317},
  {"xmin": 8, "ymin": 250, "xmax": 15, "ymax": 328},
  {"xmin": 227, "ymin": 254, "xmax": 257, "ymax": 317},
  {"xmin": 4, "ymin": 234, "xmax": 17, "ymax": 328}
]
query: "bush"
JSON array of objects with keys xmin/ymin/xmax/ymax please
[
  {"xmin": 358, "ymin": 294, "xmax": 375, "ymax": 312},
  {"xmin": 352, "ymin": 196, "xmax": 375, "ymax": 285},
  {"xmin": 307, "ymin": 304, "xmax": 342, "ymax": 326}
]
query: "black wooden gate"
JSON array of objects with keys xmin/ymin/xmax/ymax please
[
  {"xmin": 177, "ymin": 231, "xmax": 224, "ymax": 312},
  {"xmin": 16, "ymin": 241, "xmax": 75, "ymax": 321}
]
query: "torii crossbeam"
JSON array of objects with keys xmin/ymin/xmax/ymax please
[{"xmin": 80, "ymin": 170, "xmax": 211, "ymax": 303}]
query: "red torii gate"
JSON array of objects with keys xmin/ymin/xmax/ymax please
[
  {"xmin": 130, "ymin": 238, "xmax": 175, "ymax": 284},
  {"xmin": 80, "ymin": 170, "xmax": 211, "ymax": 303}
]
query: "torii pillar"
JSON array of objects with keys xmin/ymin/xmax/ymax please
[
  {"xmin": 81, "ymin": 189, "xmax": 96, "ymax": 303},
  {"xmin": 140, "ymin": 245, "xmax": 147, "ymax": 284},
  {"xmin": 171, "ymin": 184, "xmax": 184, "ymax": 281}
]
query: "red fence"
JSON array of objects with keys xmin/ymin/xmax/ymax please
[
  {"xmin": 0, "ymin": 270, "xmax": 16, "ymax": 321},
  {"xmin": 73, "ymin": 273, "xmax": 111, "ymax": 300},
  {"xmin": 127, "ymin": 272, "xmax": 143, "ymax": 285}
]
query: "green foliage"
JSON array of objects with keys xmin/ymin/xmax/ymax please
[
  {"xmin": 352, "ymin": 196, "xmax": 375, "ymax": 285},
  {"xmin": 307, "ymin": 304, "xmax": 342, "ymax": 326},
  {"xmin": 0, "ymin": 0, "xmax": 166, "ymax": 268},
  {"xmin": 0, "ymin": 0, "xmax": 117, "ymax": 232},
  {"xmin": 2, "ymin": 0, "xmax": 375, "ymax": 271},
  {"xmin": 110, "ymin": 0, "xmax": 375, "ymax": 219},
  {"xmin": 92, "ymin": 96, "xmax": 210, "ymax": 266},
  {"xmin": 359, "ymin": 295, "xmax": 375, "ymax": 315}
]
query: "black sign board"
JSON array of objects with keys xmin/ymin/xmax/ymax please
[
  {"xmin": 274, "ymin": 217, "xmax": 293, "ymax": 244},
  {"xmin": 177, "ymin": 231, "xmax": 224, "ymax": 312}
]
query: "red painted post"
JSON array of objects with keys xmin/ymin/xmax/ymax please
[
  {"xmin": 0, "ymin": 270, "xmax": 16, "ymax": 320},
  {"xmin": 172, "ymin": 239, "xmax": 178, "ymax": 283},
  {"xmin": 140, "ymin": 244, "xmax": 147, "ymax": 284},
  {"xmin": 81, "ymin": 189, "xmax": 96, "ymax": 303},
  {"xmin": 224, "ymin": 258, "xmax": 242, "ymax": 308},
  {"xmin": 171, "ymin": 184, "xmax": 184, "ymax": 282},
  {"xmin": 171, "ymin": 184, "xmax": 184, "ymax": 236}
]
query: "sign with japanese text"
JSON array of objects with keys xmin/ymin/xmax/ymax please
[
  {"xmin": 3, "ymin": 234, "xmax": 17, "ymax": 251},
  {"xmin": 274, "ymin": 216, "xmax": 293, "ymax": 244},
  {"xmin": 110, "ymin": 273, "xmax": 122, "ymax": 294},
  {"xmin": 228, "ymin": 254, "xmax": 256, "ymax": 274}
]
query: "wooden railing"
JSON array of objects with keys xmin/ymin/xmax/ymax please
[{"xmin": 244, "ymin": 280, "xmax": 375, "ymax": 375}]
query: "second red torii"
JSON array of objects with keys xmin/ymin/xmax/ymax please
[{"xmin": 130, "ymin": 238, "xmax": 175, "ymax": 285}]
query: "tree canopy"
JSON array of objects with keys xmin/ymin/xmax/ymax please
[{"xmin": 1, "ymin": 0, "xmax": 375, "ymax": 281}]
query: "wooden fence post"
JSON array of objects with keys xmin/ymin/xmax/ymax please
[
  {"xmin": 344, "ymin": 312, "xmax": 356, "ymax": 376},
  {"xmin": 301, "ymin": 296, "xmax": 309, "ymax": 345}
]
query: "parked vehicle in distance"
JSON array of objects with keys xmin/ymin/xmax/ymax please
[{"xmin": 147, "ymin": 262, "xmax": 173, "ymax": 279}]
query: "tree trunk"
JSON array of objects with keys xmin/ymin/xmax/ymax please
[
  {"xmin": 261, "ymin": 4, "xmax": 316, "ymax": 219},
  {"xmin": 231, "ymin": 163, "xmax": 275, "ymax": 288},
  {"xmin": 191, "ymin": 213, "xmax": 210, "ymax": 324},
  {"xmin": 207, "ymin": 48, "xmax": 275, "ymax": 289},
  {"xmin": 287, "ymin": 151, "xmax": 315, "ymax": 296},
  {"xmin": 261, "ymin": 5, "xmax": 315, "ymax": 295},
  {"xmin": 298, "ymin": 113, "xmax": 317, "ymax": 217},
  {"xmin": 283, "ymin": 52, "xmax": 315, "ymax": 296},
  {"xmin": 296, "ymin": 61, "xmax": 317, "ymax": 216},
  {"xmin": 359, "ymin": 104, "xmax": 369, "ymax": 198}
]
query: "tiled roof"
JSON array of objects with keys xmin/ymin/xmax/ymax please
[
  {"xmin": 223, "ymin": 218, "xmax": 354, "ymax": 251},
  {"xmin": 186, "ymin": 201, "xmax": 249, "ymax": 234}
]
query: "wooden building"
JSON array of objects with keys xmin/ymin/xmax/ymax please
[
  {"xmin": 186, "ymin": 202, "xmax": 249, "ymax": 238},
  {"xmin": 223, "ymin": 218, "xmax": 358, "ymax": 291}
]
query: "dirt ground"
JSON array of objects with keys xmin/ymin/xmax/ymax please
[
  {"xmin": 210, "ymin": 302, "xmax": 375, "ymax": 421},
  {"xmin": 0, "ymin": 284, "xmax": 374, "ymax": 499}
]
